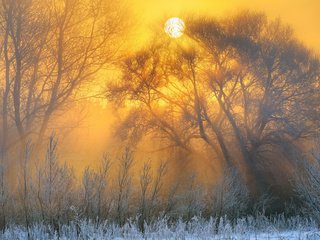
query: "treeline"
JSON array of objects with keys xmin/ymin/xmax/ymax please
[{"xmin": 0, "ymin": 136, "xmax": 319, "ymax": 235}]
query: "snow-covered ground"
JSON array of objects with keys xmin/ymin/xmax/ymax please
[{"xmin": 1, "ymin": 217, "xmax": 319, "ymax": 239}]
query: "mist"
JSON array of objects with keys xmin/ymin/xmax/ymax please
[{"xmin": 0, "ymin": 0, "xmax": 319, "ymax": 238}]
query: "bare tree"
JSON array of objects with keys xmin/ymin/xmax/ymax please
[
  {"xmin": 107, "ymin": 11, "xmax": 320, "ymax": 199},
  {"xmin": 293, "ymin": 137, "xmax": 320, "ymax": 224},
  {"xmin": 0, "ymin": 162, "xmax": 7, "ymax": 230},
  {"xmin": 188, "ymin": 12, "xmax": 320, "ymax": 194},
  {"xmin": 35, "ymin": 135, "xmax": 73, "ymax": 231},
  {"xmin": 180, "ymin": 173, "xmax": 204, "ymax": 222},
  {"xmin": 82, "ymin": 153, "xmax": 111, "ymax": 223},
  {"xmin": 17, "ymin": 142, "xmax": 32, "ymax": 238},
  {"xmin": 137, "ymin": 160, "xmax": 167, "ymax": 232},
  {"xmin": 113, "ymin": 147, "xmax": 134, "ymax": 226},
  {"xmin": 0, "ymin": 0, "xmax": 126, "ymax": 157},
  {"xmin": 207, "ymin": 167, "xmax": 249, "ymax": 231}
]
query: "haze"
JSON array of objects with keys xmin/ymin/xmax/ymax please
[
  {"xmin": 0, "ymin": 0, "xmax": 319, "ymax": 237},
  {"xmin": 68, "ymin": 0, "xmax": 320, "ymax": 171},
  {"xmin": 132, "ymin": 0, "xmax": 320, "ymax": 52}
]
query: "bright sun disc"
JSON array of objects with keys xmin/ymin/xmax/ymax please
[{"xmin": 164, "ymin": 17, "xmax": 185, "ymax": 38}]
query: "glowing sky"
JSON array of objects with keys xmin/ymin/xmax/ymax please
[
  {"xmin": 131, "ymin": 0, "xmax": 320, "ymax": 53},
  {"xmin": 62, "ymin": 0, "xmax": 319, "ymax": 172}
]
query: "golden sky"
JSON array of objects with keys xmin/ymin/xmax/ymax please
[
  {"xmin": 59, "ymin": 0, "xmax": 319, "ymax": 173},
  {"xmin": 131, "ymin": 0, "xmax": 320, "ymax": 53}
]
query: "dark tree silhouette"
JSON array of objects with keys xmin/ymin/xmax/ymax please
[
  {"xmin": 0, "ymin": 0, "xmax": 126, "ymax": 158},
  {"xmin": 107, "ymin": 12, "xmax": 320, "ymax": 200}
]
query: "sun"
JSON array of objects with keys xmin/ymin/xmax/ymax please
[{"xmin": 164, "ymin": 17, "xmax": 185, "ymax": 38}]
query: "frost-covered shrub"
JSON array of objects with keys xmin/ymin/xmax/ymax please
[
  {"xmin": 0, "ymin": 216, "xmax": 318, "ymax": 240},
  {"xmin": 81, "ymin": 154, "xmax": 112, "ymax": 222},
  {"xmin": 206, "ymin": 167, "xmax": 249, "ymax": 220},
  {"xmin": 293, "ymin": 138, "xmax": 320, "ymax": 224},
  {"xmin": 35, "ymin": 135, "xmax": 74, "ymax": 227}
]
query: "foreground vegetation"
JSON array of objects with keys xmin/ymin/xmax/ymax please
[
  {"xmin": 0, "ymin": 136, "xmax": 319, "ymax": 239},
  {"xmin": 0, "ymin": 215, "xmax": 319, "ymax": 239}
]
